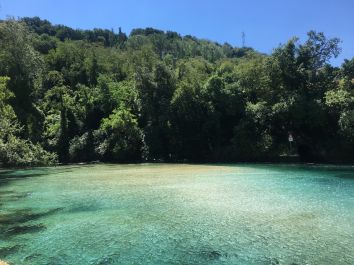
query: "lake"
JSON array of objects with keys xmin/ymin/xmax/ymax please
[{"xmin": 0, "ymin": 164, "xmax": 353, "ymax": 264}]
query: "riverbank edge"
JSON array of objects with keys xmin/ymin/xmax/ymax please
[{"xmin": 1, "ymin": 159, "xmax": 354, "ymax": 171}]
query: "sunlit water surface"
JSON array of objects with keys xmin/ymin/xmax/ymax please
[{"xmin": 0, "ymin": 164, "xmax": 353, "ymax": 265}]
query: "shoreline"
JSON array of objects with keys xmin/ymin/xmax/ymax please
[{"xmin": 1, "ymin": 160, "xmax": 354, "ymax": 171}]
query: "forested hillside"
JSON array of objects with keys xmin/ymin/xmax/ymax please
[{"xmin": 0, "ymin": 17, "xmax": 353, "ymax": 166}]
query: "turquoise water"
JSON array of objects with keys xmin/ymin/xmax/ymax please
[{"xmin": 0, "ymin": 164, "xmax": 353, "ymax": 265}]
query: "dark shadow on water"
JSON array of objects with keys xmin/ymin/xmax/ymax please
[
  {"xmin": 0, "ymin": 175, "xmax": 42, "ymax": 188},
  {"xmin": 3, "ymin": 224, "xmax": 46, "ymax": 237},
  {"xmin": 184, "ymin": 246, "xmax": 235, "ymax": 263},
  {"xmin": 0, "ymin": 171, "xmax": 49, "ymax": 179},
  {"xmin": 0, "ymin": 207, "xmax": 63, "ymax": 226},
  {"xmin": 266, "ymin": 257, "xmax": 280, "ymax": 265},
  {"xmin": 199, "ymin": 249, "xmax": 223, "ymax": 260},
  {"xmin": 0, "ymin": 168, "xmax": 71, "ymax": 259},
  {"xmin": 24, "ymin": 255, "xmax": 68, "ymax": 265},
  {"xmin": 0, "ymin": 190, "xmax": 15, "ymax": 195},
  {"xmin": 0, "ymin": 245, "xmax": 21, "ymax": 258},
  {"xmin": 0, "ymin": 168, "xmax": 74, "ymax": 190},
  {"xmin": 66, "ymin": 203, "xmax": 102, "ymax": 213},
  {"xmin": 334, "ymin": 173, "xmax": 354, "ymax": 179},
  {"xmin": 0, "ymin": 191, "xmax": 32, "ymax": 202},
  {"xmin": 24, "ymin": 253, "xmax": 44, "ymax": 262},
  {"xmin": 0, "ymin": 207, "xmax": 63, "ymax": 258},
  {"xmin": 0, "ymin": 169, "xmax": 73, "ymax": 179},
  {"xmin": 94, "ymin": 254, "xmax": 121, "ymax": 265}
]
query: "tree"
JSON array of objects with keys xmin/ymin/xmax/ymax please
[
  {"xmin": 298, "ymin": 31, "xmax": 341, "ymax": 71},
  {"xmin": 0, "ymin": 19, "xmax": 45, "ymax": 140},
  {"xmin": 96, "ymin": 108, "xmax": 144, "ymax": 162},
  {"xmin": 0, "ymin": 76, "xmax": 57, "ymax": 166}
]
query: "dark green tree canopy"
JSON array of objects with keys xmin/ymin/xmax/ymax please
[{"xmin": 0, "ymin": 17, "xmax": 353, "ymax": 166}]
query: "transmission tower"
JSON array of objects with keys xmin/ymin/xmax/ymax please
[{"xmin": 242, "ymin": 32, "xmax": 246, "ymax": 47}]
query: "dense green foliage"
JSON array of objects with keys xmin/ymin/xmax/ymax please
[
  {"xmin": 0, "ymin": 17, "xmax": 353, "ymax": 166},
  {"xmin": 0, "ymin": 76, "xmax": 57, "ymax": 166}
]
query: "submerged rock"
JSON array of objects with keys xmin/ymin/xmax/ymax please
[
  {"xmin": 24, "ymin": 253, "xmax": 45, "ymax": 262},
  {"xmin": 199, "ymin": 249, "xmax": 223, "ymax": 260},
  {"xmin": 0, "ymin": 260, "xmax": 10, "ymax": 265}
]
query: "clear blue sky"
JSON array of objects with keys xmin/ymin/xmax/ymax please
[{"xmin": 1, "ymin": 0, "xmax": 353, "ymax": 66}]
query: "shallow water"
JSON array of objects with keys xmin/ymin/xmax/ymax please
[{"xmin": 0, "ymin": 164, "xmax": 353, "ymax": 265}]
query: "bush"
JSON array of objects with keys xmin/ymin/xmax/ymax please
[{"xmin": 0, "ymin": 135, "xmax": 57, "ymax": 167}]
